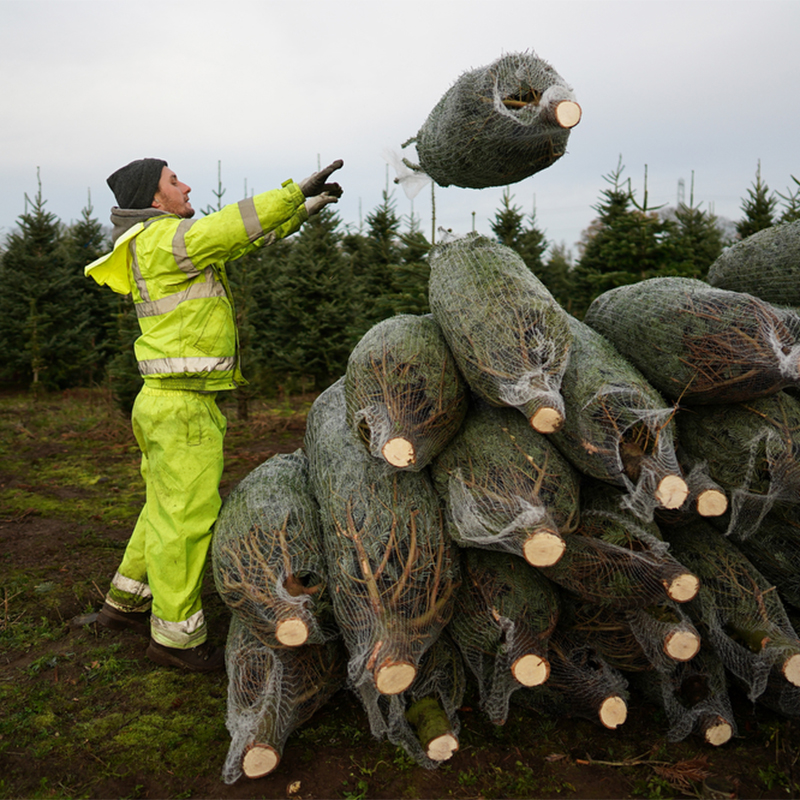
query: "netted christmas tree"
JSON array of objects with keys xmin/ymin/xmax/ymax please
[
  {"xmin": 706, "ymin": 220, "xmax": 800, "ymax": 307},
  {"xmin": 221, "ymin": 615, "xmax": 347, "ymax": 783},
  {"xmin": 662, "ymin": 519, "xmax": 800, "ymax": 705},
  {"xmin": 344, "ymin": 313, "xmax": 468, "ymax": 471},
  {"xmin": 212, "ymin": 450, "xmax": 336, "ymax": 648},
  {"xmin": 542, "ymin": 482, "xmax": 699, "ymax": 609},
  {"xmin": 550, "ymin": 315, "xmax": 688, "ymax": 520},
  {"xmin": 304, "ymin": 378, "xmax": 460, "ymax": 737},
  {"xmin": 431, "ymin": 399, "xmax": 580, "ymax": 568},
  {"xmin": 429, "ymin": 232, "xmax": 572, "ymax": 433},
  {"xmin": 514, "ymin": 627, "xmax": 630, "ymax": 731},
  {"xmin": 677, "ymin": 391, "xmax": 800, "ymax": 539},
  {"xmin": 398, "ymin": 51, "xmax": 580, "ymax": 191},
  {"xmin": 448, "ymin": 547, "xmax": 560, "ymax": 724},
  {"xmin": 584, "ymin": 277, "xmax": 800, "ymax": 405},
  {"xmin": 731, "ymin": 506, "xmax": 800, "ymax": 611}
]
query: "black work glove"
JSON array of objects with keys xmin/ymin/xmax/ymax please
[{"xmin": 298, "ymin": 159, "xmax": 344, "ymax": 198}]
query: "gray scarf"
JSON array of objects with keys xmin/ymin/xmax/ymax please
[{"xmin": 110, "ymin": 207, "xmax": 170, "ymax": 245}]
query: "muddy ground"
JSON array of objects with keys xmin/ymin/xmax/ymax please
[{"xmin": 1, "ymin": 388, "xmax": 798, "ymax": 799}]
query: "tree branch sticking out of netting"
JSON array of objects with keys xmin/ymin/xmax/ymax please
[
  {"xmin": 429, "ymin": 233, "xmax": 572, "ymax": 434},
  {"xmin": 677, "ymin": 391, "xmax": 800, "ymax": 540},
  {"xmin": 345, "ymin": 314, "xmax": 468, "ymax": 471},
  {"xmin": 447, "ymin": 547, "xmax": 560, "ymax": 725},
  {"xmin": 662, "ymin": 519, "xmax": 800, "ymax": 702},
  {"xmin": 212, "ymin": 450, "xmax": 336, "ymax": 648},
  {"xmin": 395, "ymin": 51, "xmax": 580, "ymax": 192},
  {"xmin": 221, "ymin": 615, "xmax": 347, "ymax": 783},
  {"xmin": 551, "ymin": 315, "xmax": 688, "ymax": 521},
  {"xmin": 707, "ymin": 220, "xmax": 800, "ymax": 307},
  {"xmin": 584, "ymin": 277, "xmax": 800, "ymax": 405},
  {"xmin": 304, "ymin": 379, "xmax": 460, "ymax": 738},
  {"xmin": 431, "ymin": 400, "xmax": 579, "ymax": 568}
]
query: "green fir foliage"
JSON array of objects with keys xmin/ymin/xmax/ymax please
[{"xmin": 0, "ymin": 173, "xmax": 95, "ymax": 391}]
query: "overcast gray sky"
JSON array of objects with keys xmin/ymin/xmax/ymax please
[{"xmin": 2, "ymin": 0, "xmax": 798, "ymax": 255}]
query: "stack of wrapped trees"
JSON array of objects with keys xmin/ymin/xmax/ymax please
[{"xmin": 213, "ymin": 224, "xmax": 800, "ymax": 783}]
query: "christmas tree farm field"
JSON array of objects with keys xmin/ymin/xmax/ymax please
[{"xmin": 0, "ymin": 387, "xmax": 798, "ymax": 800}]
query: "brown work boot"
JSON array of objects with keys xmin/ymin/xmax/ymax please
[
  {"xmin": 146, "ymin": 639, "xmax": 226, "ymax": 673},
  {"xmin": 96, "ymin": 601, "xmax": 150, "ymax": 636}
]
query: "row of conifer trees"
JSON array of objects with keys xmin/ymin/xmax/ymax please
[{"xmin": 0, "ymin": 161, "xmax": 797, "ymax": 407}]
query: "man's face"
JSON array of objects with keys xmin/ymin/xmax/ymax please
[{"xmin": 151, "ymin": 167, "xmax": 194, "ymax": 218}]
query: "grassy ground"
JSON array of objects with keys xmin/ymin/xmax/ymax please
[{"xmin": 0, "ymin": 387, "xmax": 799, "ymax": 799}]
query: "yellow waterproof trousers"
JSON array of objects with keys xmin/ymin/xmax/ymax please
[{"xmin": 107, "ymin": 386, "xmax": 227, "ymax": 649}]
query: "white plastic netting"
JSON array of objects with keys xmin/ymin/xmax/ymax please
[
  {"xmin": 395, "ymin": 51, "xmax": 579, "ymax": 193},
  {"xmin": 212, "ymin": 450, "xmax": 337, "ymax": 648},
  {"xmin": 707, "ymin": 220, "xmax": 800, "ymax": 307},
  {"xmin": 448, "ymin": 547, "xmax": 560, "ymax": 725},
  {"xmin": 676, "ymin": 391, "xmax": 800, "ymax": 540},
  {"xmin": 428, "ymin": 233, "xmax": 572, "ymax": 433},
  {"xmin": 304, "ymin": 378, "xmax": 460, "ymax": 738},
  {"xmin": 584, "ymin": 277, "xmax": 800, "ymax": 405},
  {"xmin": 430, "ymin": 399, "xmax": 580, "ymax": 567},
  {"xmin": 344, "ymin": 313, "xmax": 468, "ymax": 471},
  {"xmin": 542, "ymin": 483, "xmax": 699, "ymax": 610},
  {"xmin": 221, "ymin": 615, "xmax": 346, "ymax": 784},
  {"xmin": 514, "ymin": 630, "xmax": 630, "ymax": 730},
  {"xmin": 551, "ymin": 315, "xmax": 687, "ymax": 521},
  {"xmin": 662, "ymin": 519, "xmax": 800, "ymax": 704}
]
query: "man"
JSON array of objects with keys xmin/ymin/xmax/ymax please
[{"xmin": 86, "ymin": 157, "xmax": 343, "ymax": 671}]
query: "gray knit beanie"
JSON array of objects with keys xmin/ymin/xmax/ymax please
[{"xmin": 107, "ymin": 158, "xmax": 168, "ymax": 209}]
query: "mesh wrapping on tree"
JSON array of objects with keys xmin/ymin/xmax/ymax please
[
  {"xmin": 221, "ymin": 615, "xmax": 347, "ymax": 783},
  {"xmin": 662, "ymin": 519, "xmax": 800, "ymax": 703},
  {"xmin": 212, "ymin": 450, "xmax": 336, "ymax": 648},
  {"xmin": 514, "ymin": 628, "xmax": 630, "ymax": 730},
  {"xmin": 677, "ymin": 391, "xmax": 800, "ymax": 540},
  {"xmin": 400, "ymin": 51, "xmax": 580, "ymax": 190},
  {"xmin": 447, "ymin": 547, "xmax": 560, "ymax": 725},
  {"xmin": 632, "ymin": 646, "xmax": 737, "ymax": 746},
  {"xmin": 397, "ymin": 632, "xmax": 467, "ymax": 766},
  {"xmin": 584, "ymin": 277, "xmax": 800, "ymax": 405},
  {"xmin": 429, "ymin": 233, "xmax": 572, "ymax": 433},
  {"xmin": 562, "ymin": 593, "xmax": 702, "ymax": 676},
  {"xmin": 550, "ymin": 315, "xmax": 688, "ymax": 521},
  {"xmin": 344, "ymin": 313, "xmax": 468, "ymax": 471},
  {"xmin": 733, "ymin": 507, "xmax": 800, "ymax": 611},
  {"xmin": 542, "ymin": 483, "xmax": 699, "ymax": 609},
  {"xmin": 304, "ymin": 379, "xmax": 459, "ymax": 735},
  {"xmin": 431, "ymin": 400, "xmax": 579, "ymax": 568},
  {"xmin": 707, "ymin": 220, "xmax": 800, "ymax": 307}
]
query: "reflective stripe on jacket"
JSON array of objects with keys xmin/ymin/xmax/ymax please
[{"xmin": 86, "ymin": 180, "xmax": 308, "ymax": 391}]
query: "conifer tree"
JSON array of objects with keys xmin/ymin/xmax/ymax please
[
  {"xmin": 570, "ymin": 158, "xmax": 677, "ymax": 317},
  {"xmin": 345, "ymin": 189, "xmax": 403, "ymax": 338},
  {"xmin": 736, "ymin": 160, "xmax": 777, "ymax": 239},
  {"xmin": 667, "ymin": 174, "xmax": 725, "ymax": 280},
  {"xmin": 490, "ymin": 187, "xmax": 525, "ymax": 248},
  {"xmin": 65, "ymin": 195, "xmax": 114, "ymax": 385},
  {"xmin": 263, "ymin": 208, "xmax": 355, "ymax": 390},
  {"xmin": 777, "ymin": 175, "xmax": 800, "ymax": 223},
  {"xmin": 540, "ymin": 242, "xmax": 575, "ymax": 312},
  {"xmin": 0, "ymin": 172, "xmax": 94, "ymax": 391}
]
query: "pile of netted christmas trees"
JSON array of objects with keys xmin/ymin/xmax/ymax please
[{"xmin": 211, "ymin": 215, "xmax": 800, "ymax": 783}]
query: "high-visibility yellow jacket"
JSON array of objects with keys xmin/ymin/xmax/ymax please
[{"xmin": 86, "ymin": 180, "xmax": 308, "ymax": 391}]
